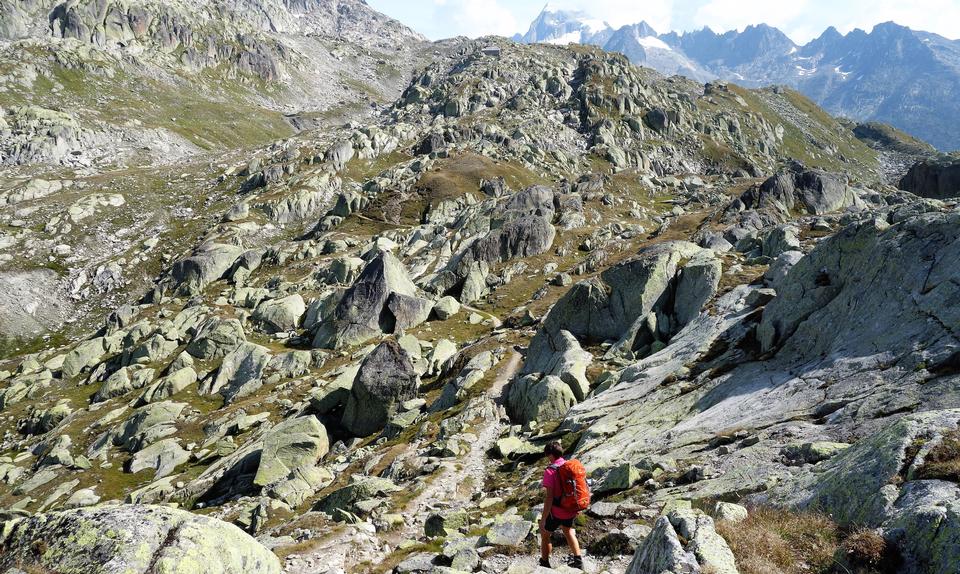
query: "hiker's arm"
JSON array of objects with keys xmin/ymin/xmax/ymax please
[{"xmin": 540, "ymin": 487, "xmax": 553, "ymax": 530}]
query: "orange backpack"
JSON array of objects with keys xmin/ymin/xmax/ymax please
[{"xmin": 552, "ymin": 459, "xmax": 591, "ymax": 512}]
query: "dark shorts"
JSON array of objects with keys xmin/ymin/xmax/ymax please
[{"xmin": 544, "ymin": 514, "xmax": 575, "ymax": 532}]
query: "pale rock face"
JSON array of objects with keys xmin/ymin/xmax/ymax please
[
  {"xmin": 627, "ymin": 508, "xmax": 738, "ymax": 574},
  {"xmin": 208, "ymin": 342, "xmax": 272, "ymax": 403},
  {"xmin": 254, "ymin": 415, "xmax": 329, "ymax": 487},
  {"xmin": 0, "ymin": 504, "xmax": 282, "ymax": 574},
  {"xmin": 506, "ymin": 374, "xmax": 577, "ymax": 424},
  {"xmin": 169, "ymin": 243, "xmax": 245, "ymax": 295},
  {"xmin": 252, "ymin": 293, "xmax": 307, "ymax": 333},
  {"xmin": 626, "ymin": 515, "xmax": 700, "ymax": 574},
  {"xmin": 765, "ymin": 410, "xmax": 960, "ymax": 574},
  {"xmin": 127, "ymin": 437, "xmax": 190, "ymax": 478},
  {"xmin": 186, "ymin": 318, "xmax": 246, "ymax": 360}
]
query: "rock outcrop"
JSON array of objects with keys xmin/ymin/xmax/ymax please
[
  {"xmin": 899, "ymin": 155, "xmax": 960, "ymax": 199},
  {"xmin": 169, "ymin": 243, "xmax": 245, "ymax": 296},
  {"xmin": 0, "ymin": 504, "xmax": 282, "ymax": 574},
  {"xmin": 313, "ymin": 251, "xmax": 430, "ymax": 349},
  {"xmin": 526, "ymin": 240, "xmax": 718, "ymax": 367},
  {"xmin": 766, "ymin": 410, "xmax": 960, "ymax": 574},
  {"xmin": 342, "ymin": 340, "xmax": 419, "ymax": 436}
]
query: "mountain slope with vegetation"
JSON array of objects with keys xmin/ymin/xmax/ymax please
[{"xmin": 1, "ymin": 5, "xmax": 959, "ymax": 574}]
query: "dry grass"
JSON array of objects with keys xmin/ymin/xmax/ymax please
[
  {"xmin": 716, "ymin": 507, "xmax": 840, "ymax": 574},
  {"xmin": 915, "ymin": 428, "xmax": 960, "ymax": 482},
  {"xmin": 840, "ymin": 528, "xmax": 887, "ymax": 569}
]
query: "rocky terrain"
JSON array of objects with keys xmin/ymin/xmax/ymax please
[
  {"xmin": 0, "ymin": 0, "xmax": 428, "ymax": 168},
  {"xmin": 2, "ymin": 3, "xmax": 960, "ymax": 574},
  {"xmin": 517, "ymin": 9, "xmax": 960, "ymax": 152}
]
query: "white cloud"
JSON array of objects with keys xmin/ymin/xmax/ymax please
[
  {"xmin": 682, "ymin": 0, "xmax": 960, "ymax": 42},
  {"xmin": 431, "ymin": 0, "xmax": 520, "ymax": 38},
  {"xmin": 551, "ymin": 0, "xmax": 676, "ymax": 32},
  {"xmin": 692, "ymin": 0, "xmax": 811, "ymax": 37},
  {"xmin": 830, "ymin": 0, "xmax": 960, "ymax": 40}
]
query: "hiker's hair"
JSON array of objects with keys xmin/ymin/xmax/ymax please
[{"xmin": 544, "ymin": 441, "xmax": 563, "ymax": 458}]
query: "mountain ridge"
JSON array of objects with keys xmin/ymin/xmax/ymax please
[
  {"xmin": 516, "ymin": 10, "xmax": 960, "ymax": 151},
  {"xmin": 2, "ymin": 3, "xmax": 960, "ymax": 574}
]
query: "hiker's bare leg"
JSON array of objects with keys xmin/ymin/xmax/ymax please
[
  {"xmin": 561, "ymin": 526, "xmax": 582, "ymax": 557},
  {"xmin": 540, "ymin": 525, "xmax": 552, "ymax": 560}
]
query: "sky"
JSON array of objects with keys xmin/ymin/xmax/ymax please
[{"xmin": 366, "ymin": 0, "xmax": 960, "ymax": 44}]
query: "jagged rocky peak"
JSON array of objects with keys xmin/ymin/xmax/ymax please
[{"xmin": 516, "ymin": 7, "xmax": 612, "ymax": 45}]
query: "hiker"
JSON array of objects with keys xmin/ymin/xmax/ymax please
[{"xmin": 539, "ymin": 440, "xmax": 589, "ymax": 570}]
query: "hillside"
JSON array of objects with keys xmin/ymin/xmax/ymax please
[
  {"xmin": 1, "ymin": 7, "xmax": 960, "ymax": 574},
  {"xmin": 0, "ymin": 0, "xmax": 428, "ymax": 168}
]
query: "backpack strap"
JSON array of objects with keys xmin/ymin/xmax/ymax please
[{"xmin": 546, "ymin": 463, "xmax": 562, "ymax": 506}]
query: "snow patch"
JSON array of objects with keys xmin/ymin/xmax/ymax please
[
  {"xmin": 545, "ymin": 31, "xmax": 584, "ymax": 45},
  {"xmin": 635, "ymin": 34, "xmax": 671, "ymax": 51}
]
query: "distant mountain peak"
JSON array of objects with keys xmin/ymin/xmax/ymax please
[
  {"xmin": 518, "ymin": 7, "xmax": 612, "ymax": 45},
  {"xmin": 514, "ymin": 10, "xmax": 960, "ymax": 150}
]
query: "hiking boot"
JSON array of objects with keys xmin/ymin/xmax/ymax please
[
  {"xmin": 567, "ymin": 555, "xmax": 584, "ymax": 570},
  {"xmin": 538, "ymin": 557, "xmax": 552, "ymax": 568}
]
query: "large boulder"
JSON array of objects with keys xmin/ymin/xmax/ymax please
[
  {"xmin": 898, "ymin": 156, "xmax": 960, "ymax": 199},
  {"xmin": 127, "ymin": 438, "xmax": 190, "ymax": 478},
  {"xmin": 626, "ymin": 515, "xmax": 699, "ymax": 574},
  {"xmin": 342, "ymin": 340, "xmax": 419, "ymax": 436},
  {"xmin": 519, "ymin": 330, "xmax": 592, "ymax": 400},
  {"xmin": 138, "ymin": 367, "xmax": 198, "ymax": 405},
  {"xmin": 434, "ymin": 215, "xmax": 556, "ymax": 304},
  {"xmin": 114, "ymin": 401, "xmax": 187, "ymax": 453},
  {"xmin": 316, "ymin": 476, "xmax": 400, "ymax": 516},
  {"xmin": 743, "ymin": 165, "xmax": 855, "ymax": 216},
  {"xmin": 187, "ymin": 318, "xmax": 246, "ymax": 360},
  {"xmin": 207, "ymin": 342, "xmax": 272, "ymax": 404},
  {"xmin": 627, "ymin": 508, "xmax": 737, "ymax": 574},
  {"xmin": 497, "ymin": 185, "xmax": 555, "ymax": 222},
  {"xmin": 385, "ymin": 292, "xmax": 434, "ymax": 331},
  {"xmin": 92, "ymin": 366, "xmax": 156, "ymax": 403},
  {"xmin": 672, "ymin": 252, "xmax": 722, "ymax": 330},
  {"xmin": 254, "ymin": 415, "xmax": 329, "ymax": 487},
  {"xmin": 0, "ymin": 504, "xmax": 282, "ymax": 574},
  {"xmin": 251, "ymin": 294, "xmax": 306, "ymax": 333},
  {"xmin": 467, "ymin": 216, "xmax": 556, "ymax": 266},
  {"xmin": 170, "ymin": 242, "xmax": 245, "ymax": 295},
  {"xmin": 313, "ymin": 251, "xmax": 425, "ymax": 349},
  {"xmin": 61, "ymin": 337, "xmax": 106, "ymax": 378},
  {"xmin": 506, "ymin": 374, "xmax": 576, "ymax": 424}
]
